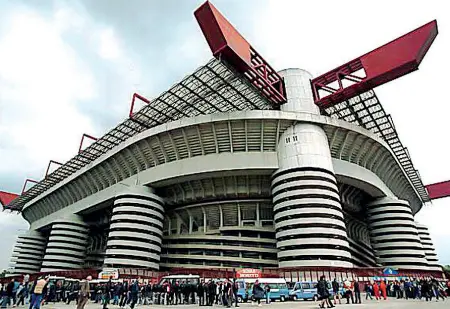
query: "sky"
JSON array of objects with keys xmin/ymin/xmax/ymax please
[{"xmin": 0, "ymin": 0, "xmax": 449, "ymax": 269}]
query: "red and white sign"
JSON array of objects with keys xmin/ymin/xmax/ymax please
[
  {"xmin": 236, "ymin": 268, "xmax": 262, "ymax": 279},
  {"xmin": 98, "ymin": 268, "xmax": 119, "ymax": 280}
]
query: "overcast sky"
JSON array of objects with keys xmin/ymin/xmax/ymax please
[{"xmin": 1, "ymin": 0, "xmax": 449, "ymax": 269}]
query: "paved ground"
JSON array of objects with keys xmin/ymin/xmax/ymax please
[{"xmin": 24, "ymin": 299, "xmax": 447, "ymax": 309}]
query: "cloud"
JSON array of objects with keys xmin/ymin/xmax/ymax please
[
  {"xmin": 415, "ymin": 200, "xmax": 450, "ymax": 265},
  {"xmin": 96, "ymin": 28, "xmax": 122, "ymax": 60},
  {"xmin": 0, "ymin": 212, "xmax": 29, "ymax": 269},
  {"xmin": 0, "ymin": 6, "xmax": 97, "ymax": 181}
]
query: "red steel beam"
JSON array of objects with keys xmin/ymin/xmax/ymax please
[
  {"xmin": 312, "ymin": 20, "xmax": 438, "ymax": 108},
  {"xmin": 425, "ymin": 180, "xmax": 450, "ymax": 200},
  {"xmin": 0, "ymin": 191, "xmax": 19, "ymax": 207},
  {"xmin": 45, "ymin": 160, "xmax": 63, "ymax": 178},
  {"xmin": 194, "ymin": 1, "xmax": 286, "ymax": 105},
  {"xmin": 21, "ymin": 179, "xmax": 39, "ymax": 195},
  {"xmin": 78, "ymin": 133, "xmax": 98, "ymax": 154},
  {"xmin": 129, "ymin": 93, "xmax": 150, "ymax": 118}
]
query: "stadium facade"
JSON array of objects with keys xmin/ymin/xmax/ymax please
[{"xmin": 4, "ymin": 2, "xmax": 447, "ymax": 279}]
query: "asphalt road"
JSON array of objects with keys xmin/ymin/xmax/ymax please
[{"xmin": 18, "ymin": 298, "xmax": 447, "ymax": 309}]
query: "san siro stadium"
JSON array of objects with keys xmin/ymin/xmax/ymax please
[{"xmin": 3, "ymin": 2, "xmax": 447, "ymax": 281}]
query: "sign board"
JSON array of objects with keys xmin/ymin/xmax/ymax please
[
  {"xmin": 382, "ymin": 267, "xmax": 399, "ymax": 276},
  {"xmin": 372, "ymin": 276, "xmax": 409, "ymax": 281},
  {"xmin": 98, "ymin": 268, "xmax": 119, "ymax": 280},
  {"xmin": 236, "ymin": 268, "xmax": 262, "ymax": 279}
]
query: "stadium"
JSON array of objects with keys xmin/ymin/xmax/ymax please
[{"xmin": 2, "ymin": 2, "xmax": 450, "ymax": 281}]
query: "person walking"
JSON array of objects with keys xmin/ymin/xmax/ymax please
[
  {"xmin": 198, "ymin": 281, "xmax": 205, "ymax": 306},
  {"xmin": 353, "ymin": 280, "xmax": 361, "ymax": 304},
  {"xmin": 364, "ymin": 282, "xmax": 373, "ymax": 300},
  {"xmin": 1, "ymin": 283, "xmax": 7, "ymax": 309},
  {"xmin": 317, "ymin": 276, "xmax": 334, "ymax": 309},
  {"xmin": 2, "ymin": 279, "xmax": 15, "ymax": 308},
  {"xmin": 421, "ymin": 279, "xmax": 431, "ymax": 301},
  {"xmin": 77, "ymin": 276, "xmax": 91, "ymax": 309},
  {"xmin": 343, "ymin": 278, "xmax": 354, "ymax": 304},
  {"xmin": 102, "ymin": 278, "xmax": 112, "ymax": 309},
  {"xmin": 252, "ymin": 280, "xmax": 264, "ymax": 307},
  {"xmin": 373, "ymin": 281, "xmax": 380, "ymax": 300},
  {"xmin": 380, "ymin": 280, "xmax": 387, "ymax": 300},
  {"xmin": 15, "ymin": 283, "xmax": 26, "ymax": 307},
  {"xmin": 232, "ymin": 279, "xmax": 239, "ymax": 308},
  {"xmin": 118, "ymin": 281, "xmax": 128, "ymax": 308},
  {"xmin": 207, "ymin": 281, "xmax": 216, "ymax": 306},
  {"xmin": 264, "ymin": 283, "xmax": 271, "ymax": 304},
  {"xmin": 129, "ymin": 280, "xmax": 139, "ymax": 309},
  {"xmin": 29, "ymin": 276, "xmax": 48, "ymax": 309},
  {"xmin": 332, "ymin": 278, "xmax": 341, "ymax": 305}
]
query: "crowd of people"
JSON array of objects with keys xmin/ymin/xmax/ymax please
[
  {"xmin": 1, "ymin": 275, "xmax": 449, "ymax": 309},
  {"xmin": 88, "ymin": 277, "xmax": 267, "ymax": 308},
  {"xmin": 315, "ymin": 276, "xmax": 448, "ymax": 308},
  {"xmin": 0, "ymin": 276, "xmax": 264, "ymax": 308}
]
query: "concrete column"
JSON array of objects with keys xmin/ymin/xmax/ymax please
[
  {"xmin": 103, "ymin": 186, "xmax": 165, "ymax": 270},
  {"xmin": 273, "ymin": 68, "xmax": 352, "ymax": 269},
  {"xmin": 41, "ymin": 214, "xmax": 89, "ymax": 272},
  {"xmin": 12, "ymin": 230, "xmax": 46, "ymax": 275},
  {"xmin": 366, "ymin": 197, "xmax": 429, "ymax": 270},
  {"xmin": 416, "ymin": 222, "xmax": 442, "ymax": 271}
]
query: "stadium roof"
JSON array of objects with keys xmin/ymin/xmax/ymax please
[
  {"xmin": 6, "ymin": 59, "xmax": 430, "ymax": 210},
  {"xmin": 321, "ymin": 90, "xmax": 430, "ymax": 203},
  {"xmin": 7, "ymin": 59, "xmax": 271, "ymax": 210}
]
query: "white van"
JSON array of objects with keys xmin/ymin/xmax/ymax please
[{"xmin": 237, "ymin": 278, "xmax": 289, "ymax": 302}]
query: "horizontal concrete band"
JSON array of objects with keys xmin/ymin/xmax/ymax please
[
  {"xmin": 367, "ymin": 198, "xmax": 429, "ymax": 270},
  {"xmin": 272, "ymin": 167, "xmax": 352, "ymax": 269},
  {"xmin": 104, "ymin": 191, "xmax": 165, "ymax": 270},
  {"xmin": 41, "ymin": 218, "xmax": 88, "ymax": 271}
]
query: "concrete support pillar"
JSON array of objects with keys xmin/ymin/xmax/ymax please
[
  {"xmin": 41, "ymin": 214, "xmax": 88, "ymax": 272},
  {"xmin": 103, "ymin": 186, "xmax": 165, "ymax": 270},
  {"xmin": 366, "ymin": 197, "xmax": 429, "ymax": 270},
  {"xmin": 273, "ymin": 68, "xmax": 352, "ymax": 268},
  {"xmin": 12, "ymin": 230, "xmax": 46, "ymax": 274},
  {"xmin": 416, "ymin": 222, "xmax": 442, "ymax": 271}
]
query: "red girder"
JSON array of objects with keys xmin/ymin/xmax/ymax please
[
  {"xmin": 312, "ymin": 20, "xmax": 438, "ymax": 108},
  {"xmin": 45, "ymin": 160, "xmax": 63, "ymax": 178},
  {"xmin": 78, "ymin": 133, "xmax": 98, "ymax": 154},
  {"xmin": 129, "ymin": 93, "xmax": 151, "ymax": 118},
  {"xmin": 194, "ymin": 1, "xmax": 286, "ymax": 105},
  {"xmin": 0, "ymin": 191, "xmax": 19, "ymax": 207},
  {"xmin": 425, "ymin": 180, "xmax": 450, "ymax": 200}
]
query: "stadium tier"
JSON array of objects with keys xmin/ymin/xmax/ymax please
[{"xmin": 4, "ymin": 2, "xmax": 444, "ymax": 278}]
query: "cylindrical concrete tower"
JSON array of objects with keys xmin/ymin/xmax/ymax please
[
  {"xmin": 13, "ymin": 230, "xmax": 46, "ymax": 274},
  {"xmin": 416, "ymin": 222, "xmax": 441, "ymax": 271},
  {"xmin": 366, "ymin": 197, "xmax": 429, "ymax": 270},
  {"xmin": 273, "ymin": 69, "xmax": 352, "ymax": 268},
  {"xmin": 103, "ymin": 186, "xmax": 165, "ymax": 270},
  {"xmin": 279, "ymin": 68, "xmax": 320, "ymax": 114},
  {"xmin": 41, "ymin": 215, "xmax": 89, "ymax": 271}
]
